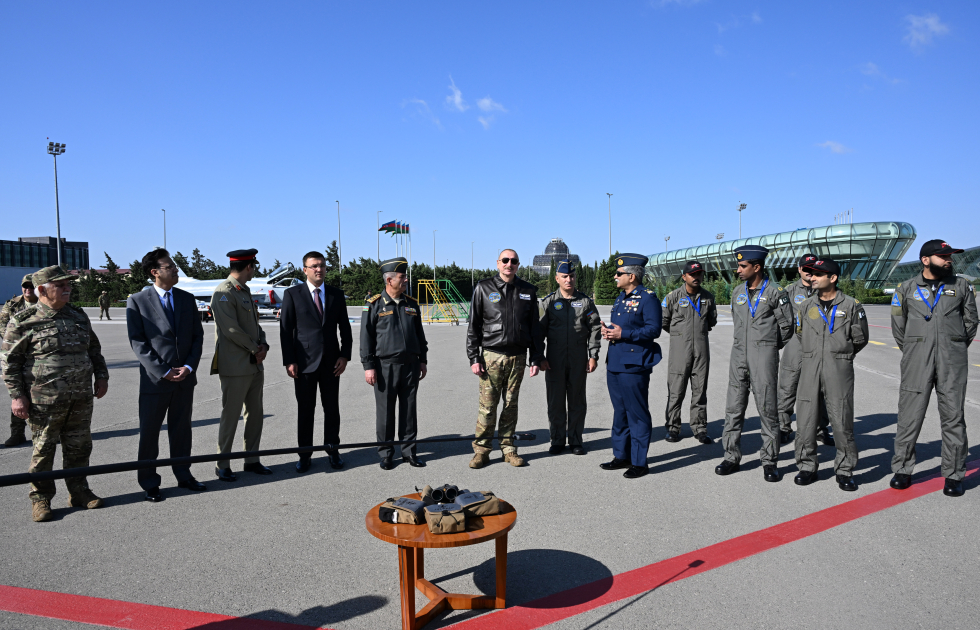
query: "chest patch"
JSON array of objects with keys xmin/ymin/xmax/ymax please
[
  {"xmin": 571, "ymin": 301, "xmax": 583, "ymax": 308},
  {"xmin": 794, "ymin": 294, "xmax": 806, "ymax": 304},
  {"xmin": 488, "ymin": 292, "xmax": 501, "ymax": 304},
  {"xmin": 678, "ymin": 297, "xmax": 690, "ymax": 307},
  {"xmin": 519, "ymin": 293, "xmax": 531, "ymax": 300},
  {"xmin": 943, "ymin": 289, "xmax": 956, "ymax": 296},
  {"xmin": 379, "ymin": 310, "xmax": 393, "ymax": 317},
  {"xmin": 405, "ymin": 307, "xmax": 417, "ymax": 315},
  {"xmin": 836, "ymin": 309, "xmax": 846, "ymax": 318},
  {"xmin": 735, "ymin": 293, "xmax": 748, "ymax": 306},
  {"xmin": 912, "ymin": 292, "xmax": 923, "ymax": 301},
  {"xmin": 553, "ymin": 302, "xmax": 564, "ymax": 311}
]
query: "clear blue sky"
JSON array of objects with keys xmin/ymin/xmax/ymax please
[{"xmin": 2, "ymin": 1, "xmax": 977, "ymax": 271}]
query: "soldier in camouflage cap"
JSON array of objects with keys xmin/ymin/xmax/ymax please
[
  {"xmin": 0, "ymin": 274, "xmax": 38, "ymax": 446},
  {"xmin": 98, "ymin": 290, "xmax": 112, "ymax": 321},
  {"xmin": 1, "ymin": 265, "xmax": 110, "ymax": 522}
]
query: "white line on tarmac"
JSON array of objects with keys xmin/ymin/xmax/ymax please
[{"xmin": 855, "ymin": 363, "xmax": 980, "ymax": 409}]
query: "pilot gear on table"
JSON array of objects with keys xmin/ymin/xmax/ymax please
[{"xmin": 662, "ymin": 280, "xmax": 717, "ymax": 438}]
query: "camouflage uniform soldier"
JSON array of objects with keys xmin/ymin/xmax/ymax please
[
  {"xmin": 0, "ymin": 274, "xmax": 37, "ymax": 446},
  {"xmin": 466, "ymin": 249, "xmax": 545, "ymax": 468},
  {"xmin": 1, "ymin": 266, "xmax": 110, "ymax": 522},
  {"xmin": 98, "ymin": 291, "xmax": 111, "ymax": 320}
]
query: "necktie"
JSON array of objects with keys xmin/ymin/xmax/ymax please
[
  {"xmin": 163, "ymin": 291, "xmax": 176, "ymax": 331},
  {"xmin": 313, "ymin": 288, "xmax": 323, "ymax": 317}
]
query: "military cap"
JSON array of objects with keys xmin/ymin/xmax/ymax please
[
  {"xmin": 615, "ymin": 253, "xmax": 648, "ymax": 268},
  {"xmin": 798, "ymin": 253, "xmax": 817, "ymax": 268},
  {"xmin": 682, "ymin": 260, "xmax": 704, "ymax": 275},
  {"xmin": 32, "ymin": 265, "xmax": 73, "ymax": 286},
  {"xmin": 21, "ymin": 274, "xmax": 34, "ymax": 288},
  {"xmin": 380, "ymin": 257, "xmax": 408, "ymax": 274},
  {"xmin": 803, "ymin": 257, "xmax": 841, "ymax": 276},
  {"xmin": 555, "ymin": 259, "xmax": 574, "ymax": 274},
  {"xmin": 226, "ymin": 248, "xmax": 258, "ymax": 261},
  {"xmin": 920, "ymin": 239, "xmax": 963, "ymax": 258},
  {"xmin": 733, "ymin": 245, "xmax": 768, "ymax": 262}
]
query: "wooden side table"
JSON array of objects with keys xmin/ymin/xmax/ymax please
[{"xmin": 365, "ymin": 494, "xmax": 517, "ymax": 630}]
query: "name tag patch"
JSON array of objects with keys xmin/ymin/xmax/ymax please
[
  {"xmin": 571, "ymin": 301, "xmax": 583, "ymax": 308},
  {"xmin": 943, "ymin": 289, "xmax": 956, "ymax": 296},
  {"xmin": 519, "ymin": 293, "xmax": 531, "ymax": 300}
]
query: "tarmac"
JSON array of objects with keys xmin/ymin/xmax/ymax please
[{"xmin": 0, "ymin": 304, "xmax": 977, "ymax": 630}]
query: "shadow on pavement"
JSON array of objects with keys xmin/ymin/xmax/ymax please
[{"xmin": 187, "ymin": 594, "xmax": 389, "ymax": 629}]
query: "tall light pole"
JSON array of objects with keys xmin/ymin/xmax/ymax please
[
  {"xmin": 664, "ymin": 235, "xmax": 670, "ymax": 253},
  {"xmin": 433, "ymin": 230, "xmax": 437, "ymax": 281},
  {"xmin": 376, "ymin": 211, "xmax": 383, "ymax": 262},
  {"xmin": 606, "ymin": 193, "xmax": 613, "ymax": 257},
  {"xmin": 336, "ymin": 201, "xmax": 342, "ymax": 285},
  {"xmin": 47, "ymin": 141, "xmax": 66, "ymax": 267},
  {"xmin": 471, "ymin": 242, "xmax": 475, "ymax": 293},
  {"xmin": 737, "ymin": 202, "xmax": 747, "ymax": 239},
  {"xmin": 162, "ymin": 209, "xmax": 167, "ymax": 250}
]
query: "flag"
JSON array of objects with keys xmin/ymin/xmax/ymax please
[{"xmin": 379, "ymin": 220, "xmax": 397, "ymax": 233}]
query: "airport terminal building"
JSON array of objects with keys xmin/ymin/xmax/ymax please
[{"xmin": 646, "ymin": 221, "xmax": 917, "ymax": 288}]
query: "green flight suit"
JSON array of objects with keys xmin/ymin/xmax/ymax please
[
  {"xmin": 794, "ymin": 292, "xmax": 868, "ymax": 475},
  {"xmin": 722, "ymin": 277, "xmax": 794, "ymax": 466},
  {"xmin": 777, "ymin": 278, "xmax": 829, "ymax": 432},
  {"xmin": 662, "ymin": 286, "xmax": 717, "ymax": 437},
  {"xmin": 538, "ymin": 290, "xmax": 601, "ymax": 448},
  {"xmin": 891, "ymin": 273, "xmax": 978, "ymax": 481}
]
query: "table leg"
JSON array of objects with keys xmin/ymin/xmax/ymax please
[
  {"xmin": 415, "ymin": 547, "xmax": 424, "ymax": 580},
  {"xmin": 495, "ymin": 533, "xmax": 507, "ymax": 609},
  {"xmin": 398, "ymin": 546, "xmax": 416, "ymax": 630}
]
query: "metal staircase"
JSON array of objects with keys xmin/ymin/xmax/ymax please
[{"xmin": 417, "ymin": 279, "xmax": 469, "ymax": 324}]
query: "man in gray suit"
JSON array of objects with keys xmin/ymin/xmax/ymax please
[{"xmin": 126, "ymin": 248, "xmax": 205, "ymax": 502}]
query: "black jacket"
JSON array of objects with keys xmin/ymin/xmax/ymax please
[
  {"xmin": 360, "ymin": 290, "xmax": 429, "ymax": 369},
  {"xmin": 126, "ymin": 286, "xmax": 204, "ymax": 393},
  {"xmin": 466, "ymin": 275, "xmax": 545, "ymax": 366},
  {"xmin": 279, "ymin": 282, "xmax": 353, "ymax": 373}
]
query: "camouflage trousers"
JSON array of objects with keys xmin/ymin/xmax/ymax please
[
  {"xmin": 27, "ymin": 397, "xmax": 94, "ymax": 502},
  {"xmin": 473, "ymin": 351, "xmax": 526, "ymax": 455}
]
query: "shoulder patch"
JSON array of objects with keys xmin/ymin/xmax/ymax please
[
  {"xmin": 891, "ymin": 294, "xmax": 901, "ymax": 307},
  {"xmin": 645, "ymin": 289, "xmax": 655, "ymax": 295},
  {"xmin": 366, "ymin": 294, "xmax": 381, "ymax": 304},
  {"xmin": 13, "ymin": 306, "xmax": 37, "ymax": 322},
  {"xmin": 661, "ymin": 297, "xmax": 668, "ymax": 308},
  {"xmin": 219, "ymin": 295, "xmax": 229, "ymax": 302}
]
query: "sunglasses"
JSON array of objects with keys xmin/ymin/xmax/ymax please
[
  {"xmin": 614, "ymin": 271, "xmax": 631, "ymax": 277},
  {"xmin": 499, "ymin": 257, "xmax": 519, "ymax": 265}
]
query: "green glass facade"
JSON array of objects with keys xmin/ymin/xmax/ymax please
[
  {"xmin": 646, "ymin": 221, "xmax": 917, "ymax": 288},
  {"xmin": 885, "ymin": 244, "xmax": 980, "ymax": 287}
]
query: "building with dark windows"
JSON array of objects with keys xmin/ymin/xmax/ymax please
[
  {"xmin": 0, "ymin": 236, "xmax": 90, "ymax": 299},
  {"xmin": 531, "ymin": 238, "xmax": 581, "ymax": 276},
  {"xmin": 646, "ymin": 222, "xmax": 917, "ymax": 288},
  {"xmin": 885, "ymin": 244, "xmax": 980, "ymax": 287}
]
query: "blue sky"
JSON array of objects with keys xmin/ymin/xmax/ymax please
[{"xmin": 1, "ymin": 1, "xmax": 976, "ymax": 271}]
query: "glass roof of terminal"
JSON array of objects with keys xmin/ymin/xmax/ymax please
[{"xmin": 646, "ymin": 221, "xmax": 917, "ymax": 287}]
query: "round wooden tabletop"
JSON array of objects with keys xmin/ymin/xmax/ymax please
[{"xmin": 366, "ymin": 494, "xmax": 517, "ymax": 549}]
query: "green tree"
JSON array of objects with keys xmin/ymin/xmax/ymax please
[
  {"xmin": 323, "ymin": 240, "xmax": 342, "ymax": 288},
  {"xmin": 125, "ymin": 259, "xmax": 151, "ymax": 295},
  {"xmin": 593, "ymin": 252, "xmax": 620, "ymax": 303},
  {"xmin": 100, "ymin": 253, "xmax": 126, "ymax": 301},
  {"xmin": 547, "ymin": 259, "xmax": 558, "ymax": 294},
  {"xmin": 75, "ymin": 269, "xmax": 102, "ymax": 303}
]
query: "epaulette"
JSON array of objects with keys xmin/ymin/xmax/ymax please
[
  {"xmin": 13, "ymin": 306, "xmax": 37, "ymax": 322},
  {"xmin": 645, "ymin": 289, "xmax": 656, "ymax": 295},
  {"xmin": 777, "ymin": 286, "xmax": 784, "ymax": 292},
  {"xmin": 366, "ymin": 294, "xmax": 381, "ymax": 304},
  {"xmin": 545, "ymin": 291, "xmax": 556, "ymax": 299}
]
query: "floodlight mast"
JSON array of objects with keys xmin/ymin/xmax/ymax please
[
  {"xmin": 47, "ymin": 142, "xmax": 67, "ymax": 267},
  {"xmin": 737, "ymin": 202, "xmax": 747, "ymax": 239}
]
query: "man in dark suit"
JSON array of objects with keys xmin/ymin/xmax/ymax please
[
  {"xmin": 126, "ymin": 248, "xmax": 206, "ymax": 502},
  {"xmin": 280, "ymin": 251, "xmax": 353, "ymax": 472}
]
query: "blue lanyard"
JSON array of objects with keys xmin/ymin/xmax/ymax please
[
  {"xmin": 915, "ymin": 284, "xmax": 943, "ymax": 321},
  {"xmin": 747, "ymin": 278, "xmax": 768, "ymax": 318},
  {"xmin": 690, "ymin": 295, "xmax": 702, "ymax": 318},
  {"xmin": 817, "ymin": 303, "xmax": 837, "ymax": 334}
]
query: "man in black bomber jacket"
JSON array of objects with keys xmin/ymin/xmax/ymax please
[{"xmin": 465, "ymin": 249, "xmax": 546, "ymax": 469}]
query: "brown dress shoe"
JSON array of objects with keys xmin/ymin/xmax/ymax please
[
  {"xmin": 32, "ymin": 499, "xmax": 53, "ymax": 522},
  {"xmin": 469, "ymin": 453, "xmax": 489, "ymax": 469},
  {"xmin": 68, "ymin": 490, "xmax": 104, "ymax": 509},
  {"xmin": 503, "ymin": 452, "xmax": 525, "ymax": 467}
]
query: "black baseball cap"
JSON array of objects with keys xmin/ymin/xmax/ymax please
[
  {"xmin": 803, "ymin": 257, "xmax": 841, "ymax": 276},
  {"xmin": 682, "ymin": 260, "xmax": 704, "ymax": 275},
  {"xmin": 798, "ymin": 253, "xmax": 817, "ymax": 268},
  {"xmin": 920, "ymin": 239, "xmax": 963, "ymax": 258}
]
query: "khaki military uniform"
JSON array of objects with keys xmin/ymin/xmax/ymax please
[
  {"xmin": 539, "ymin": 290, "xmax": 601, "ymax": 448},
  {"xmin": 722, "ymin": 278, "xmax": 793, "ymax": 466},
  {"xmin": 360, "ymin": 290, "xmax": 428, "ymax": 459},
  {"xmin": 1, "ymin": 295, "xmax": 34, "ymax": 440},
  {"xmin": 777, "ymin": 279, "xmax": 823, "ymax": 431},
  {"xmin": 210, "ymin": 275, "xmax": 268, "ymax": 469},
  {"xmin": 662, "ymin": 286, "xmax": 717, "ymax": 437},
  {"xmin": 794, "ymin": 292, "xmax": 868, "ymax": 476},
  {"xmin": 98, "ymin": 294, "xmax": 111, "ymax": 320},
  {"xmin": 1, "ymin": 302, "xmax": 109, "ymax": 502},
  {"xmin": 891, "ymin": 273, "xmax": 978, "ymax": 481}
]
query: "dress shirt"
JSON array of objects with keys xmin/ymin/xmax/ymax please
[
  {"xmin": 153, "ymin": 284, "xmax": 193, "ymax": 374},
  {"xmin": 307, "ymin": 280, "xmax": 327, "ymax": 316}
]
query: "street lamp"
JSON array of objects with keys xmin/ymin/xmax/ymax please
[
  {"xmin": 664, "ymin": 235, "xmax": 670, "ymax": 253},
  {"xmin": 336, "ymin": 201, "xmax": 342, "ymax": 285},
  {"xmin": 736, "ymin": 202, "xmax": 747, "ymax": 239},
  {"xmin": 606, "ymin": 193, "xmax": 613, "ymax": 257},
  {"xmin": 376, "ymin": 211, "xmax": 383, "ymax": 262},
  {"xmin": 471, "ymin": 242, "xmax": 474, "ymax": 294},
  {"xmin": 162, "ymin": 209, "xmax": 166, "ymax": 250},
  {"xmin": 433, "ymin": 230, "xmax": 437, "ymax": 281},
  {"xmin": 47, "ymin": 141, "xmax": 66, "ymax": 267},
  {"xmin": 716, "ymin": 233, "xmax": 724, "ymax": 240}
]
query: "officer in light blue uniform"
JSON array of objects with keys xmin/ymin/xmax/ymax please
[{"xmin": 599, "ymin": 253, "xmax": 663, "ymax": 479}]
